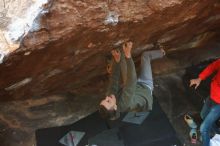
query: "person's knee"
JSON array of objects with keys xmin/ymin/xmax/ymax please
[
  {"xmin": 200, "ymin": 122, "xmax": 209, "ymax": 133},
  {"xmin": 200, "ymin": 111, "xmax": 205, "ymax": 120},
  {"xmin": 142, "ymin": 51, "xmax": 150, "ymax": 56},
  {"xmin": 142, "ymin": 52, "xmax": 150, "ymax": 60}
]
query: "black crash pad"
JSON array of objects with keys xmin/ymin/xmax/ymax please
[
  {"xmin": 107, "ymin": 98, "xmax": 182, "ymax": 146},
  {"xmin": 35, "ymin": 112, "xmax": 108, "ymax": 146},
  {"xmin": 120, "ymin": 102, "xmax": 180, "ymax": 146},
  {"xmin": 36, "ymin": 98, "xmax": 182, "ymax": 146},
  {"xmin": 88, "ymin": 128, "xmax": 124, "ymax": 146}
]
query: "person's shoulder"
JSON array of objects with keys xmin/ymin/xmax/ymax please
[
  {"xmin": 208, "ymin": 58, "xmax": 220, "ymax": 64},
  {"xmin": 214, "ymin": 58, "xmax": 220, "ymax": 64}
]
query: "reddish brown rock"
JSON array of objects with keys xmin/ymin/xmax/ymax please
[{"xmin": 1, "ymin": 0, "xmax": 220, "ymax": 101}]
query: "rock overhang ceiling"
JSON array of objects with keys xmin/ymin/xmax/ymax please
[{"xmin": 0, "ymin": 0, "xmax": 220, "ymax": 101}]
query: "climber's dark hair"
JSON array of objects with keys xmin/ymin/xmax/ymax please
[{"xmin": 99, "ymin": 104, "xmax": 116, "ymax": 120}]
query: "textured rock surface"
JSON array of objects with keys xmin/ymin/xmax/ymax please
[
  {"xmin": 0, "ymin": 0, "xmax": 220, "ymax": 101},
  {"xmin": 0, "ymin": 61, "xmax": 217, "ymax": 146},
  {"xmin": 1, "ymin": 1, "xmax": 220, "ymax": 146}
]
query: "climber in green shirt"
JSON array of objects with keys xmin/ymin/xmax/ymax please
[{"xmin": 99, "ymin": 41, "xmax": 165, "ymax": 120}]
